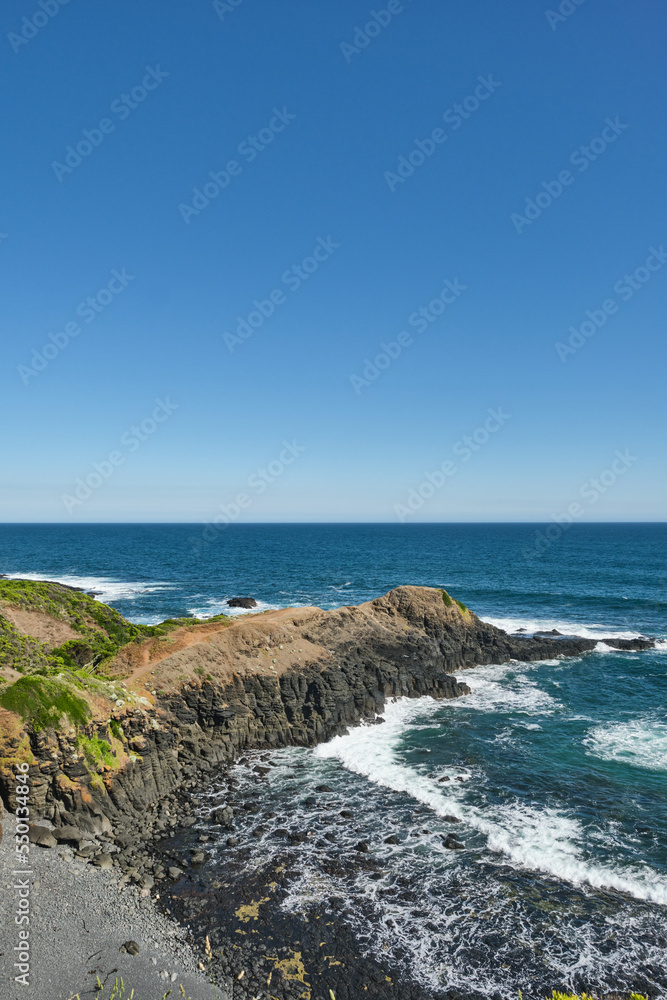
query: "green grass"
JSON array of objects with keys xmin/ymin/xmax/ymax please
[
  {"xmin": 76, "ymin": 733, "xmax": 116, "ymax": 769},
  {"xmin": 441, "ymin": 590, "xmax": 469, "ymax": 614},
  {"xmin": 0, "ymin": 675, "xmax": 91, "ymax": 730},
  {"xmin": 109, "ymin": 718, "xmax": 124, "ymax": 740}
]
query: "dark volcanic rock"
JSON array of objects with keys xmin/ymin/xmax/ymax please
[{"xmin": 226, "ymin": 597, "xmax": 257, "ymax": 609}]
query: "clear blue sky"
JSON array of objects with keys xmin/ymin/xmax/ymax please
[{"xmin": 1, "ymin": 0, "xmax": 665, "ymax": 522}]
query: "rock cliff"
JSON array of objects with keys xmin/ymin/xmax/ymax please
[{"xmin": 0, "ymin": 584, "xmax": 653, "ymax": 841}]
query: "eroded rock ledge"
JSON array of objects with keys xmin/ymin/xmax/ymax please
[{"xmin": 0, "ymin": 585, "xmax": 653, "ymax": 839}]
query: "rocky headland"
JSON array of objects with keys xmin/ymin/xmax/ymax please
[{"xmin": 0, "ymin": 579, "xmax": 655, "ymax": 999}]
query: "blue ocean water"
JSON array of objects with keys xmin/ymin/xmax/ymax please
[{"xmin": 1, "ymin": 523, "xmax": 666, "ymax": 996}]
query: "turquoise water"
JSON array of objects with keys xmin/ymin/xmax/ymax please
[{"xmin": 1, "ymin": 523, "xmax": 666, "ymax": 995}]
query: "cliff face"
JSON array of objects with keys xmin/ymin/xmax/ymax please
[{"xmin": 0, "ymin": 585, "xmax": 651, "ymax": 838}]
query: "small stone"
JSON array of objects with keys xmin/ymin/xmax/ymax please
[
  {"xmin": 168, "ymin": 867, "xmax": 182, "ymax": 880},
  {"xmin": 384, "ymin": 835, "xmax": 399, "ymax": 845},
  {"xmin": 355, "ymin": 841, "xmax": 370, "ymax": 853},
  {"xmin": 94, "ymin": 854, "xmax": 113, "ymax": 870},
  {"xmin": 121, "ymin": 940, "xmax": 140, "ymax": 956}
]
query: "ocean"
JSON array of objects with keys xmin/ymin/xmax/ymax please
[{"xmin": 1, "ymin": 522, "xmax": 666, "ymax": 997}]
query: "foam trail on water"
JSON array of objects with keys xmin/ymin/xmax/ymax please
[
  {"xmin": 584, "ymin": 718, "xmax": 667, "ymax": 772},
  {"xmin": 317, "ymin": 696, "xmax": 667, "ymax": 905},
  {"xmin": 482, "ymin": 614, "xmax": 652, "ymax": 641},
  {"xmin": 187, "ymin": 596, "xmax": 281, "ymax": 618},
  {"xmin": 2, "ymin": 571, "xmax": 175, "ymax": 605}
]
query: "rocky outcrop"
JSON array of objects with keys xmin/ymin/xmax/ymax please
[
  {"xmin": 0, "ymin": 586, "xmax": 654, "ymax": 840},
  {"xmin": 226, "ymin": 597, "xmax": 257, "ymax": 609}
]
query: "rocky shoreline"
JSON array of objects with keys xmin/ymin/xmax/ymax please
[{"xmin": 0, "ymin": 584, "xmax": 657, "ymax": 998}]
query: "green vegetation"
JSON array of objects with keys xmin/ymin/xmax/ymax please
[
  {"xmin": 0, "ymin": 612, "xmax": 54, "ymax": 672},
  {"xmin": 69, "ymin": 974, "xmax": 194, "ymax": 1000},
  {"xmin": 0, "ymin": 578, "xmax": 231, "ymax": 676},
  {"xmin": 546, "ymin": 994, "xmax": 648, "ymax": 1000},
  {"xmin": 109, "ymin": 718, "xmax": 124, "ymax": 740},
  {"xmin": 76, "ymin": 732, "xmax": 116, "ymax": 769},
  {"xmin": 441, "ymin": 590, "xmax": 469, "ymax": 614},
  {"xmin": 0, "ymin": 675, "xmax": 91, "ymax": 730}
]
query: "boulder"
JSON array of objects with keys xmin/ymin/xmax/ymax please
[
  {"xmin": 53, "ymin": 825, "xmax": 84, "ymax": 844},
  {"xmin": 29, "ymin": 825, "xmax": 57, "ymax": 848},
  {"xmin": 211, "ymin": 805, "xmax": 234, "ymax": 828}
]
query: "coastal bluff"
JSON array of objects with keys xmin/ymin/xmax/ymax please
[{"xmin": 0, "ymin": 582, "xmax": 653, "ymax": 838}]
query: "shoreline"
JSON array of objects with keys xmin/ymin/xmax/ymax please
[
  {"xmin": 1, "ymin": 583, "xmax": 662, "ymax": 999},
  {"xmin": 0, "ymin": 812, "xmax": 225, "ymax": 1000}
]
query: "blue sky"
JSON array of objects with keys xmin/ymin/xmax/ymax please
[{"xmin": 1, "ymin": 0, "xmax": 665, "ymax": 522}]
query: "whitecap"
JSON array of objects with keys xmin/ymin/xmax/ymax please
[
  {"xmin": 483, "ymin": 614, "xmax": 652, "ymax": 642},
  {"xmin": 584, "ymin": 718, "xmax": 667, "ymax": 772},
  {"xmin": 317, "ymin": 696, "xmax": 667, "ymax": 905},
  {"xmin": 1, "ymin": 571, "xmax": 175, "ymax": 605},
  {"xmin": 186, "ymin": 596, "xmax": 282, "ymax": 619}
]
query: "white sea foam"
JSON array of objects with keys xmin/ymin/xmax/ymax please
[
  {"xmin": 317, "ymin": 696, "xmax": 667, "ymax": 905},
  {"xmin": 451, "ymin": 661, "xmax": 560, "ymax": 714},
  {"xmin": 584, "ymin": 718, "xmax": 667, "ymax": 772},
  {"xmin": 483, "ymin": 614, "xmax": 651, "ymax": 642},
  {"xmin": 1, "ymin": 571, "xmax": 175, "ymax": 606},
  {"xmin": 186, "ymin": 597, "xmax": 281, "ymax": 618}
]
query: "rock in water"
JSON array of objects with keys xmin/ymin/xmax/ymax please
[{"xmin": 226, "ymin": 597, "xmax": 257, "ymax": 609}]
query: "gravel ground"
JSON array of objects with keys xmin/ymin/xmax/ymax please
[{"xmin": 0, "ymin": 814, "xmax": 230, "ymax": 1000}]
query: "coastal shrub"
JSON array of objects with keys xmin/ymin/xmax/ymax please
[
  {"xmin": 0, "ymin": 675, "xmax": 90, "ymax": 730},
  {"xmin": 441, "ymin": 590, "xmax": 453, "ymax": 607},
  {"xmin": 0, "ymin": 580, "xmax": 233, "ymax": 677},
  {"xmin": 0, "ymin": 612, "xmax": 54, "ymax": 672},
  {"xmin": 455, "ymin": 598, "xmax": 469, "ymax": 613}
]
